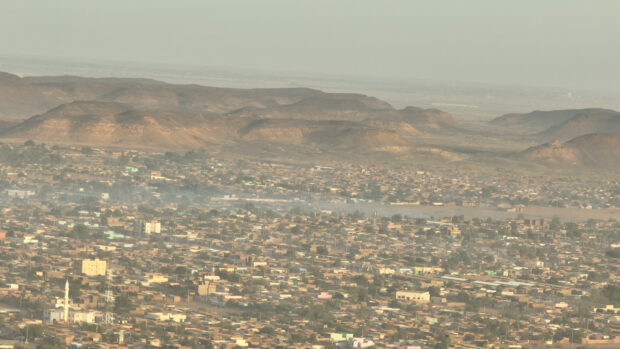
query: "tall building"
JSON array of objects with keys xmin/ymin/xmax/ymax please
[
  {"xmin": 135, "ymin": 220, "xmax": 161, "ymax": 234},
  {"xmin": 145, "ymin": 221, "xmax": 161, "ymax": 234},
  {"xmin": 81, "ymin": 259, "xmax": 107, "ymax": 276}
]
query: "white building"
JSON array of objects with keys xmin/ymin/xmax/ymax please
[
  {"xmin": 7, "ymin": 189, "xmax": 35, "ymax": 199},
  {"xmin": 45, "ymin": 309, "xmax": 98, "ymax": 324},
  {"xmin": 145, "ymin": 312, "xmax": 186, "ymax": 322},
  {"xmin": 70, "ymin": 311, "xmax": 96, "ymax": 323},
  {"xmin": 349, "ymin": 337, "xmax": 375, "ymax": 348},
  {"xmin": 44, "ymin": 309, "xmax": 65, "ymax": 323},
  {"xmin": 137, "ymin": 220, "xmax": 161, "ymax": 234}
]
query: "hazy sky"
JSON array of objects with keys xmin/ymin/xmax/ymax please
[{"xmin": 2, "ymin": 1, "xmax": 619, "ymax": 90}]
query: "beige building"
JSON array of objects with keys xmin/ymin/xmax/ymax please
[
  {"xmin": 142, "ymin": 272, "xmax": 168, "ymax": 286},
  {"xmin": 396, "ymin": 290, "xmax": 430, "ymax": 303},
  {"xmin": 142, "ymin": 220, "xmax": 161, "ymax": 234},
  {"xmin": 198, "ymin": 282, "xmax": 217, "ymax": 296},
  {"xmin": 81, "ymin": 259, "xmax": 107, "ymax": 276}
]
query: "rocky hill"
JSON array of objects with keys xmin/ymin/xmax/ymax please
[
  {"xmin": 536, "ymin": 109, "xmax": 620, "ymax": 141},
  {"xmin": 0, "ymin": 72, "xmax": 392, "ymax": 119},
  {"xmin": 0, "ymin": 101, "xmax": 413, "ymax": 153},
  {"xmin": 518, "ymin": 133, "xmax": 620, "ymax": 167},
  {"xmin": 0, "ymin": 72, "xmax": 59, "ymax": 118},
  {"xmin": 490, "ymin": 108, "xmax": 620, "ymax": 143},
  {"xmin": 1, "ymin": 101, "xmax": 238, "ymax": 149},
  {"xmin": 0, "ymin": 71, "xmax": 472, "ymax": 158},
  {"xmin": 489, "ymin": 108, "xmax": 603, "ymax": 133}
]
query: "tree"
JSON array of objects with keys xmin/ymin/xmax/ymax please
[
  {"xmin": 69, "ymin": 279, "xmax": 82, "ymax": 299},
  {"xmin": 356, "ymin": 287, "xmax": 369, "ymax": 302},
  {"xmin": 433, "ymin": 330, "xmax": 451, "ymax": 349},
  {"xmin": 174, "ymin": 266, "xmax": 189, "ymax": 277},
  {"xmin": 114, "ymin": 293, "xmax": 134, "ymax": 313},
  {"xmin": 316, "ymin": 246, "xmax": 329, "ymax": 255},
  {"xmin": 259, "ymin": 326, "xmax": 275, "ymax": 335},
  {"xmin": 576, "ymin": 301, "xmax": 591, "ymax": 319},
  {"xmin": 69, "ymin": 224, "xmax": 89, "ymax": 239},
  {"xmin": 391, "ymin": 214, "xmax": 402, "ymax": 223},
  {"xmin": 247, "ymin": 246, "xmax": 261, "ymax": 256},
  {"xmin": 352, "ymin": 275, "xmax": 369, "ymax": 286},
  {"xmin": 388, "ymin": 299, "xmax": 401, "ymax": 308},
  {"xmin": 80, "ymin": 146, "xmax": 93, "ymax": 154},
  {"xmin": 22, "ymin": 324, "xmax": 43, "ymax": 341},
  {"xmin": 510, "ymin": 221, "xmax": 519, "ymax": 235},
  {"xmin": 427, "ymin": 286, "xmax": 440, "ymax": 297},
  {"xmin": 605, "ymin": 248, "xmax": 620, "ymax": 258},
  {"xmin": 601, "ymin": 284, "xmax": 620, "ymax": 305}
]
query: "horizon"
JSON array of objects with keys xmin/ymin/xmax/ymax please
[
  {"xmin": 2, "ymin": 55, "xmax": 620, "ymax": 122},
  {"xmin": 1, "ymin": 2, "xmax": 620, "ymax": 348},
  {"xmin": 2, "ymin": 1, "xmax": 620, "ymax": 93}
]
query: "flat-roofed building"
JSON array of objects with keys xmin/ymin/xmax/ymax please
[
  {"xmin": 396, "ymin": 290, "xmax": 430, "ymax": 303},
  {"xmin": 81, "ymin": 258, "xmax": 107, "ymax": 276}
]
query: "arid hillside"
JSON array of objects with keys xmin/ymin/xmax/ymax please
[{"xmin": 518, "ymin": 133, "xmax": 620, "ymax": 167}]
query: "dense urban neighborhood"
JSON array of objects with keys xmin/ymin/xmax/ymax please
[{"xmin": 0, "ymin": 142, "xmax": 618, "ymax": 349}]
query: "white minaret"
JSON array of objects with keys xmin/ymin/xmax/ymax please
[{"xmin": 64, "ymin": 279, "xmax": 69, "ymax": 323}]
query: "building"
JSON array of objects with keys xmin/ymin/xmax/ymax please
[
  {"xmin": 197, "ymin": 282, "xmax": 217, "ymax": 296},
  {"xmin": 143, "ymin": 273, "xmax": 168, "ymax": 286},
  {"xmin": 70, "ymin": 311, "xmax": 96, "ymax": 323},
  {"xmin": 7, "ymin": 189, "xmax": 35, "ymax": 199},
  {"xmin": 0, "ymin": 340, "xmax": 19, "ymax": 349},
  {"xmin": 81, "ymin": 259, "xmax": 107, "ymax": 276},
  {"xmin": 136, "ymin": 220, "xmax": 161, "ymax": 234},
  {"xmin": 395, "ymin": 290, "xmax": 430, "ymax": 303},
  {"xmin": 44, "ymin": 309, "xmax": 65, "ymax": 323},
  {"xmin": 46, "ymin": 279, "xmax": 70, "ymax": 323},
  {"xmin": 145, "ymin": 312, "xmax": 186, "ymax": 322}
]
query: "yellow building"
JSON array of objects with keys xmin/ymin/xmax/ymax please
[
  {"xmin": 142, "ymin": 272, "xmax": 168, "ymax": 286},
  {"xmin": 395, "ymin": 290, "xmax": 430, "ymax": 303},
  {"xmin": 81, "ymin": 259, "xmax": 107, "ymax": 276}
]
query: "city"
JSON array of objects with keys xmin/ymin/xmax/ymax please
[
  {"xmin": 0, "ymin": 143, "xmax": 617, "ymax": 348},
  {"xmin": 2, "ymin": 2, "xmax": 620, "ymax": 348}
]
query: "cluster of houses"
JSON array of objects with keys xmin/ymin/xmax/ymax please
[{"xmin": 0, "ymin": 143, "xmax": 617, "ymax": 348}]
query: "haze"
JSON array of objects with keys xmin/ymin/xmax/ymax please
[
  {"xmin": 3, "ymin": 2, "xmax": 620, "ymax": 348},
  {"xmin": 2, "ymin": 0, "xmax": 620, "ymax": 92}
]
